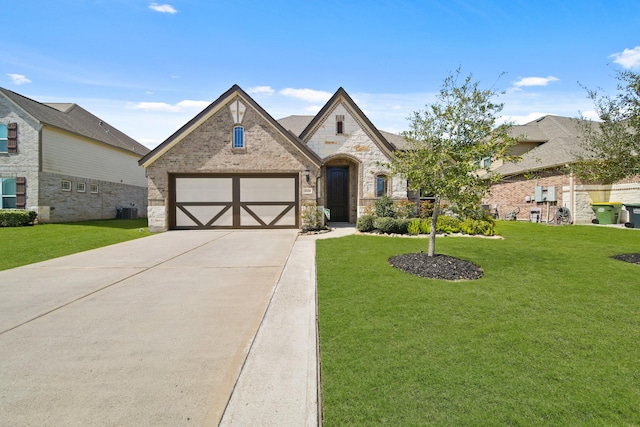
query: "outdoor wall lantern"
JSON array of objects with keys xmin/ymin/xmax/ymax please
[{"xmin": 304, "ymin": 168, "xmax": 310, "ymax": 182}]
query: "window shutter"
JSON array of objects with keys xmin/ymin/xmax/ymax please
[
  {"xmin": 7, "ymin": 123, "xmax": 17, "ymax": 153},
  {"xmin": 16, "ymin": 177, "xmax": 26, "ymax": 209}
]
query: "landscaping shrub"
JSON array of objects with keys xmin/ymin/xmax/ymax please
[
  {"xmin": 374, "ymin": 216, "xmax": 398, "ymax": 234},
  {"xmin": 460, "ymin": 218, "xmax": 495, "ymax": 236},
  {"xmin": 374, "ymin": 195, "xmax": 396, "ymax": 218},
  {"xmin": 395, "ymin": 218, "xmax": 410, "ymax": 234},
  {"xmin": 0, "ymin": 209, "xmax": 37, "ymax": 227},
  {"xmin": 420, "ymin": 218, "xmax": 431, "ymax": 234},
  {"xmin": 407, "ymin": 218, "xmax": 421, "ymax": 235},
  {"xmin": 436, "ymin": 215, "xmax": 462, "ymax": 233},
  {"xmin": 356, "ymin": 215, "xmax": 376, "ymax": 232},
  {"xmin": 394, "ymin": 200, "xmax": 417, "ymax": 219},
  {"xmin": 301, "ymin": 202, "xmax": 325, "ymax": 231},
  {"xmin": 418, "ymin": 200, "xmax": 435, "ymax": 218}
]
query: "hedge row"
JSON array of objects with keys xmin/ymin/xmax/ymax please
[
  {"xmin": 357, "ymin": 214, "xmax": 495, "ymax": 236},
  {"xmin": 0, "ymin": 209, "xmax": 38, "ymax": 227}
]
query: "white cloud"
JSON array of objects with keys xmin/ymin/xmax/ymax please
[
  {"xmin": 610, "ymin": 46, "xmax": 640, "ymax": 69},
  {"xmin": 248, "ymin": 86, "xmax": 275, "ymax": 95},
  {"xmin": 126, "ymin": 99, "xmax": 208, "ymax": 112},
  {"xmin": 176, "ymin": 100, "xmax": 210, "ymax": 109},
  {"xmin": 7, "ymin": 73, "xmax": 31, "ymax": 85},
  {"xmin": 502, "ymin": 112, "xmax": 551, "ymax": 125},
  {"xmin": 149, "ymin": 3, "xmax": 177, "ymax": 14},
  {"xmin": 280, "ymin": 88, "xmax": 332, "ymax": 103},
  {"xmin": 513, "ymin": 76, "xmax": 559, "ymax": 88}
]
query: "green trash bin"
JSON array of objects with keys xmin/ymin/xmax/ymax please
[
  {"xmin": 591, "ymin": 202, "xmax": 622, "ymax": 224},
  {"xmin": 624, "ymin": 204, "xmax": 640, "ymax": 228}
]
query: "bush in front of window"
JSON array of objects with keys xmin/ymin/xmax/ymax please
[
  {"xmin": 0, "ymin": 209, "xmax": 38, "ymax": 227},
  {"xmin": 374, "ymin": 195, "xmax": 395, "ymax": 218}
]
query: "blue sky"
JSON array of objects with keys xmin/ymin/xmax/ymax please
[{"xmin": 3, "ymin": 0, "xmax": 640, "ymax": 149}]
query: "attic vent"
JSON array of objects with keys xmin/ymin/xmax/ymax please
[{"xmin": 336, "ymin": 115, "xmax": 345, "ymax": 135}]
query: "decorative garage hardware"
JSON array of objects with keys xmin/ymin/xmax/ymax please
[{"xmin": 170, "ymin": 173, "xmax": 299, "ymax": 229}]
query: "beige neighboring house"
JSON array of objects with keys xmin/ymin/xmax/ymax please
[
  {"xmin": 139, "ymin": 84, "xmax": 409, "ymax": 232},
  {"xmin": 0, "ymin": 87, "xmax": 150, "ymax": 222},
  {"xmin": 483, "ymin": 115, "xmax": 640, "ymax": 224}
]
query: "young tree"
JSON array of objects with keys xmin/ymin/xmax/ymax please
[
  {"xmin": 388, "ymin": 69, "xmax": 519, "ymax": 256},
  {"xmin": 573, "ymin": 70, "xmax": 640, "ymax": 183}
]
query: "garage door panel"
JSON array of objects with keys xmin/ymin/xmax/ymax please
[
  {"xmin": 172, "ymin": 174, "xmax": 298, "ymax": 229},
  {"xmin": 241, "ymin": 204, "xmax": 296, "ymax": 227},
  {"xmin": 176, "ymin": 205, "xmax": 233, "ymax": 227},
  {"xmin": 240, "ymin": 178, "xmax": 296, "ymax": 202},
  {"xmin": 175, "ymin": 178, "xmax": 232, "ymax": 202}
]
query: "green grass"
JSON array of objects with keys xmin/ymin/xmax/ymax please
[
  {"xmin": 317, "ymin": 222, "xmax": 640, "ymax": 426},
  {"xmin": 0, "ymin": 218, "xmax": 151, "ymax": 271}
]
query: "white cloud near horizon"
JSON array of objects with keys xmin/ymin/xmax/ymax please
[
  {"xmin": 280, "ymin": 88, "xmax": 332, "ymax": 103},
  {"xmin": 149, "ymin": 3, "xmax": 177, "ymax": 14},
  {"xmin": 513, "ymin": 76, "xmax": 559, "ymax": 88},
  {"xmin": 126, "ymin": 99, "xmax": 209, "ymax": 112},
  {"xmin": 7, "ymin": 73, "xmax": 32, "ymax": 85},
  {"xmin": 248, "ymin": 86, "xmax": 275, "ymax": 95},
  {"xmin": 610, "ymin": 46, "xmax": 640, "ymax": 69}
]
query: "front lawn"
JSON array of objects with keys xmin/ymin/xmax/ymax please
[
  {"xmin": 317, "ymin": 222, "xmax": 640, "ymax": 425},
  {"xmin": 0, "ymin": 219, "xmax": 150, "ymax": 271}
]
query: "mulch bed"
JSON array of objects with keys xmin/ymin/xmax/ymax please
[
  {"xmin": 389, "ymin": 252, "xmax": 484, "ymax": 281},
  {"xmin": 611, "ymin": 253, "xmax": 640, "ymax": 265}
]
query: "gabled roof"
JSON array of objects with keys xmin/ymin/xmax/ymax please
[
  {"xmin": 278, "ymin": 112, "xmax": 409, "ymax": 151},
  {"xmin": 297, "ymin": 87, "xmax": 401, "ymax": 155},
  {"xmin": 493, "ymin": 115, "xmax": 600, "ymax": 176},
  {"xmin": 0, "ymin": 87, "xmax": 148, "ymax": 156},
  {"xmin": 139, "ymin": 85, "xmax": 323, "ymax": 168}
]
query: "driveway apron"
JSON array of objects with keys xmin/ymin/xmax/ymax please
[{"xmin": 0, "ymin": 229, "xmax": 298, "ymax": 426}]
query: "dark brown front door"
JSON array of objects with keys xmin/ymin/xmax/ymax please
[{"xmin": 327, "ymin": 167, "xmax": 349, "ymax": 222}]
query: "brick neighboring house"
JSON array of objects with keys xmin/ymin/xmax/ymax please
[
  {"xmin": 139, "ymin": 84, "xmax": 409, "ymax": 232},
  {"xmin": 482, "ymin": 115, "xmax": 640, "ymax": 224},
  {"xmin": 0, "ymin": 87, "xmax": 150, "ymax": 222}
]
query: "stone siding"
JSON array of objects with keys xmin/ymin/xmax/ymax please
[
  {"xmin": 305, "ymin": 103, "xmax": 406, "ymax": 218},
  {"xmin": 145, "ymin": 96, "xmax": 319, "ymax": 232}
]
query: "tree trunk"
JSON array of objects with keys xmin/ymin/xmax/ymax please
[{"xmin": 428, "ymin": 199, "xmax": 440, "ymax": 257}]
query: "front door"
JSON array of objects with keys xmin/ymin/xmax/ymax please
[{"xmin": 326, "ymin": 167, "xmax": 349, "ymax": 222}]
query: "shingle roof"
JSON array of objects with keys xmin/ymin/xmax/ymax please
[
  {"xmin": 0, "ymin": 87, "xmax": 149, "ymax": 156},
  {"xmin": 493, "ymin": 115, "xmax": 600, "ymax": 176}
]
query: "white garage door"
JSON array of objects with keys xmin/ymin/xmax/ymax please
[{"xmin": 171, "ymin": 174, "xmax": 299, "ymax": 229}]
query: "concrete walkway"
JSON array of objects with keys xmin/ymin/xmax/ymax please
[
  {"xmin": 0, "ymin": 225, "xmax": 355, "ymax": 426},
  {"xmin": 219, "ymin": 225, "xmax": 355, "ymax": 426}
]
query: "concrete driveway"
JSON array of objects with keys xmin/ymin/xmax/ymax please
[{"xmin": 0, "ymin": 229, "xmax": 320, "ymax": 426}]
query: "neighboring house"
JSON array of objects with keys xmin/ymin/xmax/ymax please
[
  {"xmin": 0, "ymin": 87, "xmax": 150, "ymax": 222},
  {"xmin": 139, "ymin": 84, "xmax": 408, "ymax": 232},
  {"xmin": 482, "ymin": 115, "xmax": 640, "ymax": 224}
]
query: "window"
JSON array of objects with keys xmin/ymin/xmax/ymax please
[
  {"xmin": 376, "ymin": 175, "xmax": 388, "ymax": 197},
  {"xmin": 0, "ymin": 123, "xmax": 18, "ymax": 153},
  {"xmin": 90, "ymin": 184, "xmax": 99, "ymax": 194},
  {"xmin": 233, "ymin": 126, "xmax": 244, "ymax": 149},
  {"xmin": 61, "ymin": 180, "xmax": 71, "ymax": 191},
  {"xmin": 0, "ymin": 124, "xmax": 7, "ymax": 153},
  {"xmin": 477, "ymin": 157, "xmax": 492, "ymax": 169},
  {"xmin": 77, "ymin": 182, "xmax": 86, "ymax": 193},
  {"xmin": 336, "ymin": 115, "xmax": 344, "ymax": 135},
  {"xmin": 1, "ymin": 178, "xmax": 16, "ymax": 208}
]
